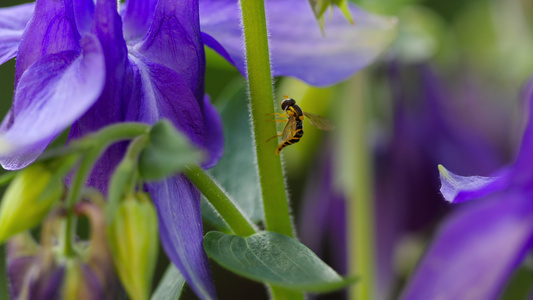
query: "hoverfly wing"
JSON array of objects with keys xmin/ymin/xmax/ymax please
[
  {"xmin": 281, "ymin": 118, "xmax": 297, "ymax": 141},
  {"xmin": 303, "ymin": 112, "xmax": 334, "ymax": 131}
]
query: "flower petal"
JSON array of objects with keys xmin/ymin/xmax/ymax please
[
  {"xmin": 126, "ymin": 55, "xmax": 204, "ymax": 148},
  {"xmin": 199, "ymin": 0, "xmax": 397, "ymax": 86},
  {"xmin": 201, "ymin": 95, "xmax": 224, "ymax": 168},
  {"xmin": 401, "ymin": 192, "xmax": 533, "ymax": 300},
  {"xmin": 509, "ymin": 81, "xmax": 533, "ymax": 187},
  {"xmin": 0, "ymin": 35, "xmax": 105, "ymax": 170},
  {"xmin": 7, "ymin": 256, "xmax": 35, "ymax": 299},
  {"xmin": 438, "ymin": 165, "xmax": 510, "ymax": 204},
  {"xmin": 74, "ymin": 0, "xmax": 94, "ymax": 36},
  {"xmin": 68, "ymin": 0, "xmax": 129, "ymax": 192},
  {"xmin": 28, "ymin": 267, "xmax": 65, "ymax": 300},
  {"xmin": 15, "ymin": 0, "xmax": 80, "ymax": 84},
  {"xmin": 147, "ymin": 175, "xmax": 217, "ymax": 300},
  {"xmin": 200, "ymin": 32, "xmax": 237, "ymax": 69},
  {"xmin": 0, "ymin": 3, "xmax": 34, "ymax": 65},
  {"xmin": 126, "ymin": 55, "xmax": 224, "ymax": 168},
  {"xmin": 122, "ymin": 0, "xmax": 158, "ymax": 41},
  {"xmin": 138, "ymin": 0, "xmax": 205, "ymax": 103}
]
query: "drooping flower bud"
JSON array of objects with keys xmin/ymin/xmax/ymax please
[
  {"xmin": 0, "ymin": 164, "xmax": 63, "ymax": 243},
  {"xmin": 107, "ymin": 192, "xmax": 158, "ymax": 300},
  {"xmin": 6, "ymin": 205, "xmax": 117, "ymax": 300},
  {"xmin": 7, "ymin": 210, "xmax": 66, "ymax": 300}
]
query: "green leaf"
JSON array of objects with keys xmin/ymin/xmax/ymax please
[
  {"xmin": 139, "ymin": 120, "xmax": 203, "ymax": 180},
  {"xmin": 203, "ymin": 231, "xmax": 357, "ymax": 292},
  {"xmin": 204, "ymin": 81, "xmax": 263, "ymax": 227},
  {"xmin": 151, "ymin": 264, "xmax": 186, "ymax": 300}
]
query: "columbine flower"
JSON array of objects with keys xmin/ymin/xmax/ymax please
[
  {"xmin": 0, "ymin": 0, "xmax": 222, "ymax": 298},
  {"xmin": 401, "ymin": 82, "xmax": 533, "ymax": 299},
  {"xmin": 0, "ymin": 0, "xmax": 395, "ymax": 299}
]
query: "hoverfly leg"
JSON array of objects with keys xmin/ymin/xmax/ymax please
[
  {"xmin": 266, "ymin": 112, "xmax": 287, "ymax": 117},
  {"xmin": 266, "ymin": 132, "xmax": 283, "ymax": 142}
]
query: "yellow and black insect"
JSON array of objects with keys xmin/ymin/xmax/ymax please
[{"xmin": 268, "ymin": 96, "xmax": 334, "ymax": 155}]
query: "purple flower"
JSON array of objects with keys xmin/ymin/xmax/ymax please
[
  {"xmin": 0, "ymin": 0, "xmax": 395, "ymax": 299},
  {"xmin": 200, "ymin": 0, "xmax": 397, "ymax": 87},
  {"xmin": 377, "ymin": 63, "xmax": 510, "ymax": 298},
  {"xmin": 0, "ymin": 0, "xmax": 221, "ymax": 298},
  {"xmin": 401, "ymin": 81, "xmax": 533, "ymax": 299},
  {"xmin": 8, "ymin": 203, "xmax": 116, "ymax": 300}
]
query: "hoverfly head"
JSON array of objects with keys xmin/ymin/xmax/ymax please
[{"xmin": 281, "ymin": 97, "xmax": 296, "ymax": 110}]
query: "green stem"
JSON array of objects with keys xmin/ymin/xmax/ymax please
[
  {"xmin": 338, "ymin": 74, "xmax": 376, "ymax": 300},
  {"xmin": 40, "ymin": 122, "xmax": 150, "ymax": 161},
  {"xmin": 184, "ymin": 165, "xmax": 257, "ymax": 236},
  {"xmin": 61, "ymin": 122, "xmax": 151, "ymax": 257},
  {"xmin": 269, "ymin": 286, "xmax": 305, "ymax": 300},
  {"xmin": 106, "ymin": 135, "xmax": 149, "ymax": 222},
  {"xmin": 63, "ymin": 149, "xmax": 101, "ymax": 256},
  {"xmin": 239, "ymin": 1, "xmax": 303, "ymax": 299},
  {"xmin": 239, "ymin": 0, "xmax": 294, "ymax": 238}
]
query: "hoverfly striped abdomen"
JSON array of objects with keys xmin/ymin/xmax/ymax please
[{"xmin": 271, "ymin": 96, "xmax": 334, "ymax": 155}]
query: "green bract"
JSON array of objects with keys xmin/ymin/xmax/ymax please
[
  {"xmin": 108, "ymin": 193, "xmax": 158, "ymax": 300},
  {"xmin": 0, "ymin": 164, "xmax": 63, "ymax": 243},
  {"xmin": 308, "ymin": 0, "xmax": 353, "ymax": 28},
  {"xmin": 204, "ymin": 231, "xmax": 357, "ymax": 292},
  {"xmin": 139, "ymin": 120, "xmax": 203, "ymax": 180}
]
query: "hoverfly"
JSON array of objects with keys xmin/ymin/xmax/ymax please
[{"xmin": 268, "ymin": 96, "xmax": 334, "ymax": 155}]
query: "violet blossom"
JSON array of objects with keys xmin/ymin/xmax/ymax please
[
  {"xmin": 0, "ymin": 0, "xmax": 395, "ymax": 299},
  {"xmin": 401, "ymin": 81, "xmax": 533, "ymax": 299}
]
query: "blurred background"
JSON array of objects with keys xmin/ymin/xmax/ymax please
[{"xmin": 1, "ymin": 0, "xmax": 533, "ymax": 299}]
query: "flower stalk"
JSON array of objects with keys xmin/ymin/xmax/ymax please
[
  {"xmin": 61, "ymin": 122, "xmax": 150, "ymax": 257},
  {"xmin": 106, "ymin": 134, "xmax": 149, "ymax": 222},
  {"xmin": 184, "ymin": 165, "xmax": 257, "ymax": 236},
  {"xmin": 239, "ymin": 0, "xmax": 294, "ymax": 239},
  {"xmin": 239, "ymin": 1, "xmax": 303, "ymax": 299}
]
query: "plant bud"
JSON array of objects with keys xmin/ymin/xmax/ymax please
[
  {"xmin": 0, "ymin": 164, "xmax": 63, "ymax": 243},
  {"xmin": 108, "ymin": 193, "xmax": 158, "ymax": 300}
]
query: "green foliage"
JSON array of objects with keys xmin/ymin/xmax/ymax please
[
  {"xmin": 309, "ymin": 0, "xmax": 354, "ymax": 27},
  {"xmin": 151, "ymin": 265, "xmax": 187, "ymax": 300},
  {"xmin": 203, "ymin": 231, "xmax": 357, "ymax": 292},
  {"xmin": 139, "ymin": 120, "xmax": 203, "ymax": 180},
  {"xmin": 202, "ymin": 82, "xmax": 263, "ymax": 229}
]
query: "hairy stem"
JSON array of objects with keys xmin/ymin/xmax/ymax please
[
  {"xmin": 184, "ymin": 165, "xmax": 257, "ymax": 236},
  {"xmin": 239, "ymin": 1, "xmax": 303, "ymax": 299},
  {"xmin": 239, "ymin": 0, "xmax": 294, "ymax": 238},
  {"xmin": 106, "ymin": 134, "xmax": 149, "ymax": 222}
]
